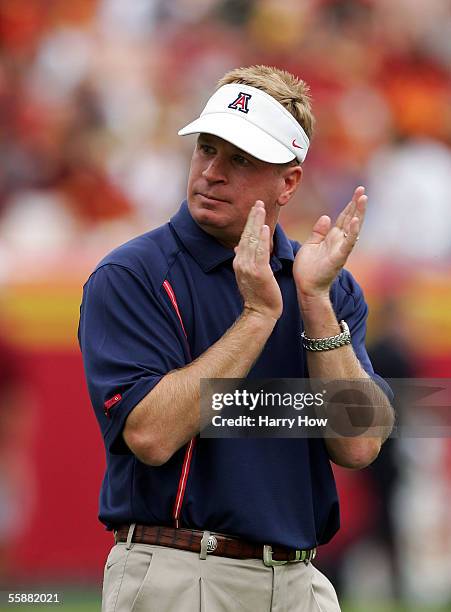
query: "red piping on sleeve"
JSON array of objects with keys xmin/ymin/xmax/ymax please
[
  {"xmin": 163, "ymin": 280, "xmax": 188, "ymax": 338},
  {"xmin": 162, "ymin": 279, "xmax": 195, "ymax": 528},
  {"xmin": 172, "ymin": 437, "xmax": 196, "ymax": 528}
]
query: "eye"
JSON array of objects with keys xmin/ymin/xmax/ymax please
[
  {"xmin": 198, "ymin": 143, "xmax": 215, "ymax": 155},
  {"xmin": 233, "ymin": 154, "xmax": 250, "ymax": 167}
]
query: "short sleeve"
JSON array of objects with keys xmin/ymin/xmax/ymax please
[
  {"xmin": 332, "ymin": 269, "xmax": 393, "ymax": 401},
  {"xmin": 78, "ymin": 264, "xmax": 189, "ymax": 454}
]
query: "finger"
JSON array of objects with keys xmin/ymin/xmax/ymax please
[
  {"xmin": 248, "ymin": 205, "xmax": 266, "ymax": 259},
  {"xmin": 349, "ymin": 215, "xmax": 361, "ymax": 239},
  {"xmin": 238, "ymin": 201, "xmax": 265, "ymax": 244},
  {"xmin": 239, "ymin": 203, "xmax": 258, "ymax": 243},
  {"xmin": 305, "ymin": 215, "xmax": 331, "ymax": 245},
  {"xmin": 343, "ymin": 186, "xmax": 365, "ymax": 229},
  {"xmin": 238, "ymin": 201, "xmax": 266, "ymax": 259},
  {"xmin": 343, "ymin": 194, "xmax": 367, "ymax": 235},
  {"xmin": 336, "ymin": 187, "xmax": 361, "ymax": 229},
  {"xmin": 341, "ymin": 216, "xmax": 362, "ymax": 257},
  {"xmin": 236, "ymin": 204, "xmax": 258, "ymax": 257},
  {"xmin": 355, "ymin": 193, "xmax": 367, "ymax": 225},
  {"xmin": 335, "ymin": 200, "xmax": 354, "ymax": 230},
  {"xmin": 336, "ymin": 186, "xmax": 365, "ymax": 230},
  {"xmin": 255, "ymin": 224, "xmax": 270, "ymax": 266}
]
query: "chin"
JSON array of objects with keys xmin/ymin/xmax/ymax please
[
  {"xmin": 189, "ymin": 203, "xmax": 239, "ymax": 247},
  {"xmin": 189, "ymin": 201, "xmax": 229, "ymax": 228}
]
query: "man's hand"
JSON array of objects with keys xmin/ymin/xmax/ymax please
[
  {"xmin": 233, "ymin": 200, "xmax": 283, "ymax": 322},
  {"xmin": 123, "ymin": 199, "xmax": 283, "ymax": 466},
  {"xmin": 290, "ymin": 186, "xmax": 393, "ymax": 468},
  {"xmin": 293, "ymin": 186, "xmax": 367, "ymax": 301}
]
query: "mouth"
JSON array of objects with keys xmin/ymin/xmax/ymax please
[{"xmin": 196, "ymin": 193, "xmax": 230, "ymax": 205}]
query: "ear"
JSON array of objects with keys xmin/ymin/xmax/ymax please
[{"xmin": 277, "ymin": 165, "xmax": 303, "ymax": 206}]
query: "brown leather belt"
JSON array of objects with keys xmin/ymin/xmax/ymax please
[{"xmin": 114, "ymin": 525, "xmax": 316, "ymax": 567}]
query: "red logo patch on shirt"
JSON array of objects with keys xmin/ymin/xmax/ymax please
[{"xmin": 104, "ymin": 393, "xmax": 122, "ymax": 417}]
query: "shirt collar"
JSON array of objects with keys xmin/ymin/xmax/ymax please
[{"xmin": 170, "ymin": 200, "xmax": 295, "ymax": 273}]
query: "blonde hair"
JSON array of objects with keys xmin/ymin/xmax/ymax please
[{"xmin": 217, "ymin": 65, "xmax": 315, "ymax": 140}]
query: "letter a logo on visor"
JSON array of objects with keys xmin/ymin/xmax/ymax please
[{"xmin": 228, "ymin": 92, "xmax": 252, "ymax": 114}]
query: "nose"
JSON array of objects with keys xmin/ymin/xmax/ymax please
[{"xmin": 202, "ymin": 156, "xmax": 227, "ymax": 183}]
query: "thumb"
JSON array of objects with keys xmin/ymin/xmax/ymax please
[{"xmin": 305, "ymin": 215, "xmax": 331, "ymax": 245}]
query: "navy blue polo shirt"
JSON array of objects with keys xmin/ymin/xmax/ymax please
[{"xmin": 79, "ymin": 200, "xmax": 386, "ymax": 549}]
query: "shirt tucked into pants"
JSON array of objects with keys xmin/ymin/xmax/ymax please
[{"xmin": 102, "ymin": 537, "xmax": 341, "ymax": 612}]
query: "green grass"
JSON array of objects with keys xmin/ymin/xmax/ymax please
[{"xmin": 343, "ymin": 605, "xmax": 451, "ymax": 612}]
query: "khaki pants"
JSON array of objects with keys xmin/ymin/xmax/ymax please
[{"xmin": 102, "ymin": 537, "xmax": 341, "ymax": 612}]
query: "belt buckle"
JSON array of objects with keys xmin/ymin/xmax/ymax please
[
  {"xmin": 263, "ymin": 545, "xmax": 316, "ymax": 567},
  {"xmin": 263, "ymin": 545, "xmax": 289, "ymax": 567}
]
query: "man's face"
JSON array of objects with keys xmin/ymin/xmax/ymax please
[{"xmin": 187, "ymin": 134, "xmax": 290, "ymax": 249}]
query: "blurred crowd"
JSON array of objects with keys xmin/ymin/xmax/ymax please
[
  {"xmin": 1, "ymin": 0, "xmax": 451, "ymax": 607},
  {"xmin": 1, "ymin": 0, "xmax": 450, "ymax": 268}
]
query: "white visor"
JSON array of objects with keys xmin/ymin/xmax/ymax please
[{"xmin": 178, "ymin": 83, "xmax": 309, "ymax": 164}]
